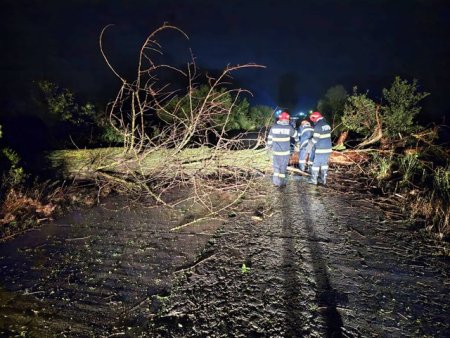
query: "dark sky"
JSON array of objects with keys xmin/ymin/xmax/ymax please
[{"xmin": 1, "ymin": 0, "xmax": 450, "ymax": 122}]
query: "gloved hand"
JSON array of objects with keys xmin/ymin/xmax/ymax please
[{"xmin": 294, "ymin": 143, "xmax": 300, "ymax": 152}]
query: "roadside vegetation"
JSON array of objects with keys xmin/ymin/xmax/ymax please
[
  {"xmin": 320, "ymin": 76, "xmax": 449, "ymax": 241},
  {"xmin": 0, "ymin": 23, "xmax": 449, "ymax": 244}
]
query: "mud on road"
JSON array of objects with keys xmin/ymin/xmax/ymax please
[{"xmin": 0, "ymin": 173, "xmax": 449, "ymax": 337}]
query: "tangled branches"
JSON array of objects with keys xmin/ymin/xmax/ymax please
[{"xmin": 98, "ymin": 23, "xmax": 267, "ymax": 216}]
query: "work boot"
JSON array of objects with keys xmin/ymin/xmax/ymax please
[
  {"xmin": 319, "ymin": 170, "xmax": 328, "ymax": 185},
  {"xmin": 308, "ymin": 173, "xmax": 318, "ymax": 185}
]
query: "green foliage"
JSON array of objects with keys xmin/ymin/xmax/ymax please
[
  {"xmin": 37, "ymin": 81, "xmax": 122, "ymax": 145},
  {"xmin": 38, "ymin": 81, "xmax": 78, "ymax": 123},
  {"xmin": 0, "ymin": 124, "xmax": 27, "ymax": 188},
  {"xmin": 2, "ymin": 148, "xmax": 20, "ymax": 167},
  {"xmin": 382, "ymin": 76, "xmax": 430, "ymax": 137},
  {"xmin": 159, "ymin": 85, "xmax": 205, "ymax": 123},
  {"xmin": 397, "ymin": 153, "xmax": 424, "ymax": 188},
  {"xmin": 317, "ymin": 85, "xmax": 348, "ymax": 133},
  {"xmin": 248, "ymin": 105, "xmax": 274, "ymax": 128},
  {"xmin": 372, "ymin": 151, "xmax": 425, "ymax": 189},
  {"xmin": 100, "ymin": 123, "xmax": 123, "ymax": 144},
  {"xmin": 433, "ymin": 164, "xmax": 450, "ymax": 202},
  {"xmin": 370, "ymin": 152, "xmax": 393, "ymax": 181},
  {"xmin": 342, "ymin": 87, "xmax": 378, "ymax": 137},
  {"xmin": 215, "ymin": 96, "xmax": 251, "ymax": 131},
  {"xmin": 342, "ymin": 77, "xmax": 429, "ymax": 144},
  {"xmin": 159, "ymin": 85, "xmax": 270, "ymax": 132},
  {"xmin": 38, "ymin": 80, "xmax": 98, "ymax": 126},
  {"xmin": 160, "ymin": 85, "xmax": 232, "ymax": 126},
  {"xmin": 218, "ymin": 102, "xmax": 273, "ymax": 131},
  {"xmin": 78, "ymin": 102, "xmax": 96, "ymax": 125},
  {"xmin": 241, "ymin": 262, "xmax": 249, "ymax": 273},
  {"xmin": 367, "ymin": 147, "xmax": 449, "ymax": 239},
  {"xmin": 1, "ymin": 148, "xmax": 28, "ymax": 187}
]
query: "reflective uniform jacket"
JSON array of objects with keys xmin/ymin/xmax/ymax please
[
  {"xmin": 267, "ymin": 122, "xmax": 298, "ymax": 156},
  {"xmin": 311, "ymin": 118, "xmax": 332, "ymax": 154},
  {"xmin": 298, "ymin": 123, "xmax": 314, "ymax": 148}
]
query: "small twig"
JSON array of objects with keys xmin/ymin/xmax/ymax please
[
  {"xmin": 125, "ymin": 297, "xmax": 150, "ymax": 314},
  {"xmin": 65, "ymin": 236, "xmax": 91, "ymax": 242},
  {"xmin": 170, "ymin": 216, "xmax": 223, "ymax": 231},
  {"xmin": 174, "ymin": 252, "xmax": 218, "ymax": 274}
]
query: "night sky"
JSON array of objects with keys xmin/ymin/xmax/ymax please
[{"xmin": 1, "ymin": 0, "xmax": 450, "ymax": 123}]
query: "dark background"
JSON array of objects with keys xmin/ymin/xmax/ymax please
[{"xmin": 1, "ymin": 0, "xmax": 449, "ymax": 124}]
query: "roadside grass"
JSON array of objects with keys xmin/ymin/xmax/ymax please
[
  {"xmin": 367, "ymin": 150, "xmax": 450, "ymax": 242},
  {"xmin": 0, "ymin": 179, "xmax": 102, "ymax": 240}
]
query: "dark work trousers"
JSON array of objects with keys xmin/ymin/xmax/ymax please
[{"xmin": 272, "ymin": 154, "xmax": 290, "ymax": 186}]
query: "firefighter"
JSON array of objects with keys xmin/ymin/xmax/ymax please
[
  {"xmin": 298, "ymin": 119, "xmax": 314, "ymax": 171},
  {"xmin": 267, "ymin": 111, "xmax": 298, "ymax": 187},
  {"xmin": 307, "ymin": 144, "xmax": 315, "ymax": 174},
  {"xmin": 308, "ymin": 111, "xmax": 332, "ymax": 185}
]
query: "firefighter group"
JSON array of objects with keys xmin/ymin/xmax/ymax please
[{"xmin": 266, "ymin": 110, "xmax": 332, "ymax": 187}]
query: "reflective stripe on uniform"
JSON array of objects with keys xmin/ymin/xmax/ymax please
[
  {"xmin": 300, "ymin": 140, "xmax": 309, "ymax": 148},
  {"xmin": 273, "ymin": 150, "xmax": 290, "ymax": 156},
  {"xmin": 320, "ymin": 165, "xmax": 329, "ymax": 170},
  {"xmin": 315, "ymin": 148, "xmax": 332, "ymax": 154},
  {"xmin": 274, "ymin": 172, "xmax": 286, "ymax": 178},
  {"xmin": 271, "ymin": 136, "xmax": 291, "ymax": 142},
  {"xmin": 299, "ymin": 159, "xmax": 306, "ymax": 164},
  {"xmin": 318, "ymin": 133, "xmax": 331, "ymax": 138},
  {"xmin": 311, "ymin": 167, "xmax": 320, "ymax": 172}
]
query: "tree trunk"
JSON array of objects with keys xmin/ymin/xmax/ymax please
[
  {"xmin": 335, "ymin": 130, "xmax": 349, "ymax": 148},
  {"xmin": 357, "ymin": 105, "xmax": 383, "ymax": 148}
]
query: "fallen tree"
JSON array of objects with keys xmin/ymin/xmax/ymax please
[{"xmin": 55, "ymin": 23, "xmax": 270, "ymax": 219}]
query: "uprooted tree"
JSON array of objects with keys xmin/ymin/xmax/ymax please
[
  {"xmin": 341, "ymin": 78, "xmax": 450, "ymax": 240},
  {"xmin": 341, "ymin": 87, "xmax": 381, "ymax": 148},
  {"xmin": 341, "ymin": 77, "xmax": 430, "ymax": 148}
]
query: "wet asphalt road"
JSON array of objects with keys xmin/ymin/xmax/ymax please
[
  {"xmin": 147, "ymin": 177, "xmax": 450, "ymax": 337},
  {"xmin": 0, "ymin": 176, "xmax": 449, "ymax": 337}
]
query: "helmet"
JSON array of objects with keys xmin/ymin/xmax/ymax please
[
  {"xmin": 309, "ymin": 111, "xmax": 323, "ymax": 123},
  {"xmin": 278, "ymin": 111, "xmax": 290, "ymax": 121},
  {"xmin": 301, "ymin": 120, "xmax": 311, "ymax": 127}
]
